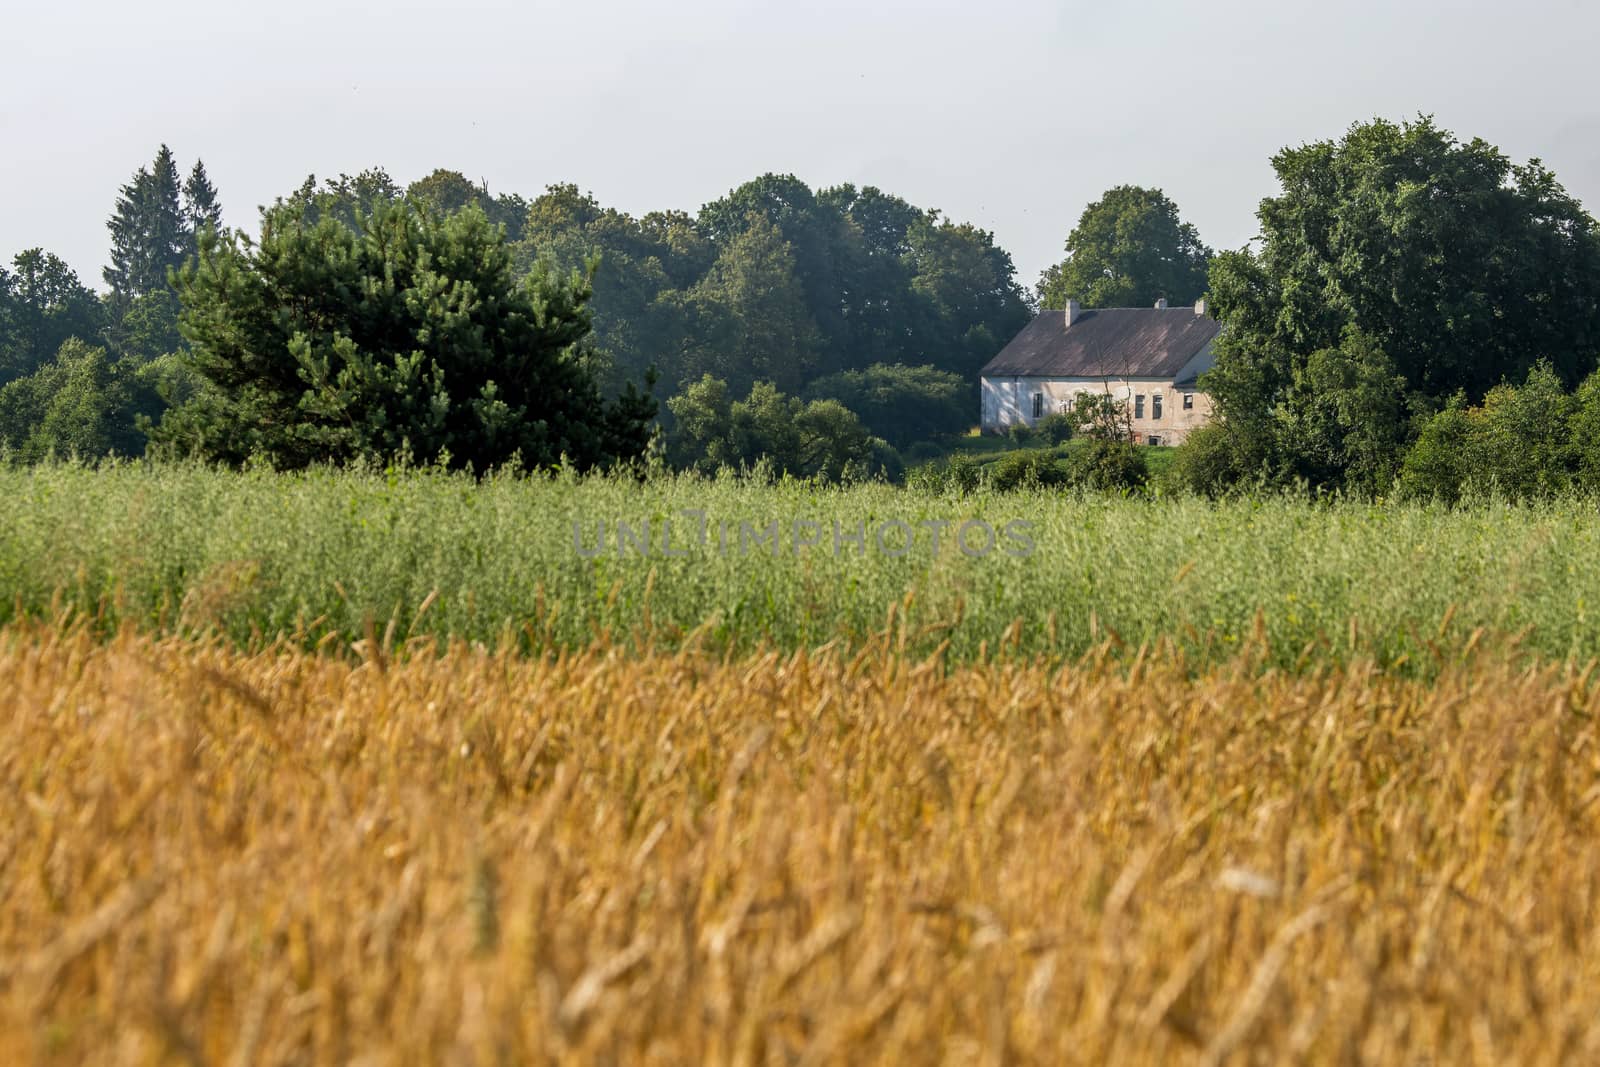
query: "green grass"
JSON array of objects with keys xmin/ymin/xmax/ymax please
[
  {"xmin": 1142, "ymin": 444, "xmax": 1178, "ymax": 479},
  {"xmin": 3, "ymin": 460, "xmax": 1599, "ymax": 668}
]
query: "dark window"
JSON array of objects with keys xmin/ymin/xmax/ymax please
[
  {"xmin": 1134, "ymin": 394, "xmax": 1145, "ymax": 419},
  {"xmin": 1031, "ymin": 392, "xmax": 1044, "ymax": 419},
  {"xmin": 1152, "ymin": 393, "xmax": 1163, "ymax": 420},
  {"xmin": 1148, "ymin": 435, "xmax": 1162, "ymax": 447},
  {"xmin": 1182, "ymin": 393, "xmax": 1194, "ymax": 410}
]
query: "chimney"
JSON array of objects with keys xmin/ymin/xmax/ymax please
[
  {"xmin": 1065, "ymin": 299, "xmax": 1081, "ymax": 327},
  {"xmin": 1194, "ymin": 298, "xmax": 1207, "ymax": 317},
  {"xmin": 1154, "ymin": 297, "xmax": 1169, "ymax": 309}
]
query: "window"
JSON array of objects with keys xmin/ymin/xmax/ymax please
[
  {"xmin": 1152, "ymin": 393, "xmax": 1163, "ymax": 420},
  {"xmin": 1182, "ymin": 393, "xmax": 1194, "ymax": 410},
  {"xmin": 1148, "ymin": 435, "xmax": 1162, "ymax": 447},
  {"xmin": 1031, "ymin": 392, "xmax": 1044, "ymax": 419},
  {"xmin": 1134, "ymin": 394, "xmax": 1145, "ymax": 419}
]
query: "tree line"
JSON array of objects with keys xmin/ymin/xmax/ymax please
[
  {"xmin": 1, "ymin": 151, "xmax": 1035, "ymax": 471},
  {"xmin": 7, "ymin": 115, "xmax": 1600, "ymax": 501}
]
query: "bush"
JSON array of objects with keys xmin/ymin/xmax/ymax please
[
  {"xmin": 903, "ymin": 440, "xmax": 945, "ymax": 465},
  {"xmin": 1035, "ymin": 411, "xmax": 1075, "ymax": 446},
  {"xmin": 0, "ymin": 339, "xmax": 160, "ymax": 462},
  {"xmin": 1167, "ymin": 422, "xmax": 1260, "ymax": 497},
  {"xmin": 904, "ymin": 451, "xmax": 986, "ymax": 494},
  {"xmin": 1063, "ymin": 438, "xmax": 1149, "ymax": 492},
  {"xmin": 986, "ymin": 449, "xmax": 1068, "ymax": 491},
  {"xmin": 1006, "ymin": 423, "xmax": 1037, "ymax": 448},
  {"xmin": 1397, "ymin": 362, "xmax": 1579, "ymax": 503},
  {"xmin": 667, "ymin": 376, "xmax": 897, "ymax": 482},
  {"xmin": 1396, "ymin": 403, "xmax": 1474, "ymax": 503},
  {"xmin": 865, "ymin": 438, "xmax": 904, "ymax": 483}
]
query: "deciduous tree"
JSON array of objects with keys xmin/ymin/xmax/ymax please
[{"xmin": 1037, "ymin": 186, "xmax": 1210, "ymax": 310}]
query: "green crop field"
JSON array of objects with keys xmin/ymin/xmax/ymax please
[{"xmin": 3, "ymin": 461, "xmax": 1598, "ymax": 668}]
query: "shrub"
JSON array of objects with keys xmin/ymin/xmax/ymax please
[
  {"xmin": 1035, "ymin": 412, "xmax": 1075, "ymax": 446},
  {"xmin": 904, "ymin": 452, "xmax": 983, "ymax": 494},
  {"xmin": 1167, "ymin": 422, "xmax": 1260, "ymax": 497},
  {"xmin": 1396, "ymin": 402, "xmax": 1474, "ymax": 503},
  {"xmin": 986, "ymin": 449, "xmax": 1068, "ymax": 491},
  {"xmin": 865, "ymin": 437, "xmax": 904, "ymax": 483},
  {"xmin": 1063, "ymin": 438, "xmax": 1149, "ymax": 492},
  {"xmin": 667, "ymin": 376, "xmax": 897, "ymax": 482},
  {"xmin": 1397, "ymin": 362, "xmax": 1579, "ymax": 503}
]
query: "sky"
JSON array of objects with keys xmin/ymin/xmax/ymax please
[{"xmin": 6, "ymin": 0, "xmax": 1600, "ymax": 294}]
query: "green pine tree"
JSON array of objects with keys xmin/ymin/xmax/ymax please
[{"xmin": 153, "ymin": 197, "xmax": 656, "ymax": 471}]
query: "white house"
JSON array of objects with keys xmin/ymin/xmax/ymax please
[{"xmin": 979, "ymin": 298, "xmax": 1220, "ymax": 445}]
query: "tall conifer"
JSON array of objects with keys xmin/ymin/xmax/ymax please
[{"xmin": 104, "ymin": 145, "xmax": 192, "ymax": 301}]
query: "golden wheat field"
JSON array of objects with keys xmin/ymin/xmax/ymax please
[{"xmin": 3, "ymin": 624, "xmax": 1600, "ymax": 1066}]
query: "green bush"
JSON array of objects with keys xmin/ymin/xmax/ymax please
[
  {"xmin": 907, "ymin": 452, "xmax": 989, "ymax": 494},
  {"xmin": 1061, "ymin": 438, "xmax": 1149, "ymax": 492},
  {"xmin": 1396, "ymin": 403, "xmax": 1474, "ymax": 503},
  {"xmin": 667, "ymin": 376, "xmax": 898, "ymax": 483},
  {"xmin": 1006, "ymin": 423, "xmax": 1037, "ymax": 448},
  {"xmin": 1398, "ymin": 362, "xmax": 1585, "ymax": 503},
  {"xmin": 1035, "ymin": 412, "xmax": 1075, "ymax": 446},
  {"xmin": 866, "ymin": 438, "xmax": 904, "ymax": 483},
  {"xmin": 986, "ymin": 449, "xmax": 1068, "ymax": 491},
  {"xmin": 1167, "ymin": 422, "xmax": 1260, "ymax": 497}
]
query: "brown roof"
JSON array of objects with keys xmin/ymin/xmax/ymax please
[{"xmin": 980, "ymin": 308, "xmax": 1221, "ymax": 380}]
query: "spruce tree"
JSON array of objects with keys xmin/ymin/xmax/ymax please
[
  {"xmin": 104, "ymin": 145, "xmax": 190, "ymax": 301},
  {"xmin": 183, "ymin": 160, "xmax": 223, "ymax": 244}
]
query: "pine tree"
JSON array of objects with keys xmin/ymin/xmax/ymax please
[
  {"xmin": 155, "ymin": 199, "xmax": 656, "ymax": 470},
  {"xmin": 183, "ymin": 160, "xmax": 223, "ymax": 244},
  {"xmin": 104, "ymin": 145, "xmax": 191, "ymax": 301}
]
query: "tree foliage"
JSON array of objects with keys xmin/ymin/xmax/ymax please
[
  {"xmin": 666, "ymin": 375, "xmax": 897, "ymax": 481},
  {"xmin": 0, "ymin": 338, "xmax": 170, "ymax": 461},
  {"xmin": 183, "ymin": 161, "xmax": 223, "ymax": 251},
  {"xmin": 1398, "ymin": 362, "xmax": 1587, "ymax": 502},
  {"xmin": 802, "ymin": 363, "xmax": 969, "ymax": 448},
  {"xmin": 153, "ymin": 199, "xmax": 654, "ymax": 471},
  {"xmin": 514, "ymin": 173, "xmax": 1027, "ymax": 401},
  {"xmin": 1192, "ymin": 116, "xmax": 1600, "ymax": 494},
  {"xmin": 1037, "ymin": 185, "xmax": 1211, "ymax": 309},
  {"xmin": 105, "ymin": 145, "xmax": 194, "ymax": 302},
  {"xmin": 0, "ymin": 250, "xmax": 104, "ymax": 385},
  {"xmin": 408, "ymin": 169, "xmax": 528, "ymax": 241}
]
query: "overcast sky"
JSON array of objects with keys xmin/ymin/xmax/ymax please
[{"xmin": 6, "ymin": 0, "xmax": 1599, "ymax": 294}]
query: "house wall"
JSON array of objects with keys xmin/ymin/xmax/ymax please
[{"xmin": 980, "ymin": 375, "xmax": 1214, "ymax": 444}]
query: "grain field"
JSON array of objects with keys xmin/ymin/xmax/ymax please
[{"xmin": 2, "ymin": 624, "xmax": 1598, "ymax": 1064}]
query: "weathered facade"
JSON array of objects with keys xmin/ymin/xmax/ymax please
[{"xmin": 979, "ymin": 299, "xmax": 1221, "ymax": 445}]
